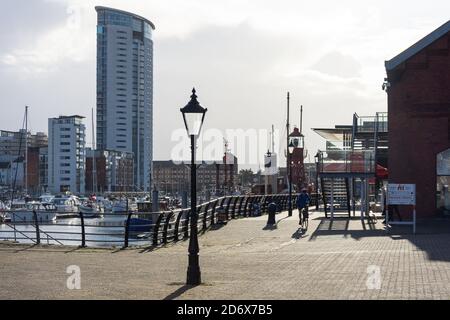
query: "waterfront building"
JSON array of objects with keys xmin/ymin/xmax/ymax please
[
  {"xmin": 153, "ymin": 153, "xmax": 238, "ymax": 195},
  {"xmin": 385, "ymin": 20, "xmax": 450, "ymax": 217},
  {"xmin": 95, "ymin": 6, "xmax": 155, "ymax": 191},
  {"xmin": 85, "ymin": 149, "xmax": 134, "ymax": 193},
  {"xmin": 0, "ymin": 131, "xmax": 48, "ymax": 193},
  {"xmin": 48, "ymin": 115, "xmax": 86, "ymax": 194}
]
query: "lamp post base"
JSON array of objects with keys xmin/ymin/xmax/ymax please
[{"xmin": 186, "ymin": 255, "xmax": 201, "ymax": 286}]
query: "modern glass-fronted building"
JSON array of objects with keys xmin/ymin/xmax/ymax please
[{"xmin": 96, "ymin": 6, "xmax": 155, "ymax": 191}]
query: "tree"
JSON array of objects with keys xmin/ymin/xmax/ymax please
[{"xmin": 238, "ymin": 169, "xmax": 255, "ymax": 186}]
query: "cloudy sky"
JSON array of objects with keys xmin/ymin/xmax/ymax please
[{"xmin": 1, "ymin": 0, "xmax": 449, "ymax": 169}]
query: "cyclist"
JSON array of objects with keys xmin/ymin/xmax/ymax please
[{"xmin": 296, "ymin": 189, "xmax": 311, "ymax": 226}]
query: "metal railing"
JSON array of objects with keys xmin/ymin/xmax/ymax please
[
  {"xmin": 354, "ymin": 112, "xmax": 388, "ymax": 134},
  {"xmin": 0, "ymin": 194, "xmax": 302, "ymax": 249}
]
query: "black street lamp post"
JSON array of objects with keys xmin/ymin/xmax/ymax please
[
  {"xmin": 180, "ymin": 88, "xmax": 207, "ymax": 286},
  {"xmin": 315, "ymin": 152, "xmax": 320, "ymax": 211},
  {"xmin": 288, "ymin": 141, "xmax": 295, "ymax": 216}
]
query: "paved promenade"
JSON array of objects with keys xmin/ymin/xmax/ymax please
[{"xmin": 1, "ymin": 210, "xmax": 450, "ymax": 300}]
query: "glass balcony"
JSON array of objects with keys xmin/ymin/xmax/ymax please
[{"xmin": 318, "ymin": 150, "xmax": 375, "ymax": 174}]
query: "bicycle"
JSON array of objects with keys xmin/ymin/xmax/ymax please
[{"xmin": 298, "ymin": 206, "xmax": 309, "ymax": 230}]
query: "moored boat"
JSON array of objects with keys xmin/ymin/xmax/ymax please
[{"xmin": 7, "ymin": 201, "xmax": 57, "ymax": 223}]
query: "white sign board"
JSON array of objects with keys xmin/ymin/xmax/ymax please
[
  {"xmin": 263, "ymin": 153, "xmax": 278, "ymax": 176},
  {"xmin": 387, "ymin": 184, "xmax": 416, "ymax": 205}
]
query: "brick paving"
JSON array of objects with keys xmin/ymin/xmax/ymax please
[{"xmin": 1, "ymin": 210, "xmax": 450, "ymax": 300}]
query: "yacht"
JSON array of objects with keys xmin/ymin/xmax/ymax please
[
  {"xmin": 52, "ymin": 195, "xmax": 80, "ymax": 218},
  {"xmin": 39, "ymin": 193, "xmax": 55, "ymax": 205},
  {"xmin": 79, "ymin": 200, "xmax": 103, "ymax": 218},
  {"xmin": 7, "ymin": 200, "xmax": 57, "ymax": 223},
  {"xmin": 112, "ymin": 198, "xmax": 138, "ymax": 214}
]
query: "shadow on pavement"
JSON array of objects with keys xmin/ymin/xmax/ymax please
[
  {"xmin": 164, "ymin": 284, "xmax": 199, "ymax": 300},
  {"xmin": 309, "ymin": 217, "xmax": 390, "ymax": 242},
  {"xmin": 291, "ymin": 228, "xmax": 304, "ymax": 240},
  {"xmin": 263, "ymin": 224, "xmax": 277, "ymax": 231},
  {"xmin": 308, "ymin": 214, "xmax": 450, "ymax": 262}
]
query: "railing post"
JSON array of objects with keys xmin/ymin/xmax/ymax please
[
  {"xmin": 184, "ymin": 209, "xmax": 190, "ymax": 240},
  {"xmin": 211, "ymin": 199, "xmax": 219, "ymax": 225},
  {"xmin": 163, "ymin": 211, "xmax": 175, "ymax": 244},
  {"xmin": 123, "ymin": 212, "xmax": 133, "ymax": 248},
  {"xmin": 174, "ymin": 210, "xmax": 184, "ymax": 242},
  {"xmin": 225, "ymin": 197, "xmax": 231, "ymax": 220},
  {"xmin": 153, "ymin": 213, "xmax": 165, "ymax": 246},
  {"xmin": 231, "ymin": 197, "xmax": 239, "ymax": 219},
  {"xmin": 238, "ymin": 197, "xmax": 245, "ymax": 216},
  {"xmin": 203, "ymin": 203, "xmax": 210, "ymax": 231},
  {"xmin": 243, "ymin": 197, "xmax": 250, "ymax": 217},
  {"xmin": 32, "ymin": 210, "xmax": 40, "ymax": 245},
  {"xmin": 79, "ymin": 212, "xmax": 86, "ymax": 248}
]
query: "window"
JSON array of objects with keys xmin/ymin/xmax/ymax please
[{"xmin": 437, "ymin": 148, "xmax": 450, "ymax": 213}]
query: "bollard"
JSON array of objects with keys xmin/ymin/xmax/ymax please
[
  {"xmin": 267, "ymin": 202, "xmax": 277, "ymax": 225},
  {"xmin": 152, "ymin": 189, "xmax": 159, "ymax": 213},
  {"xmin": 182, "ymin": 191, "xmax": 188, "ymax": 209}
]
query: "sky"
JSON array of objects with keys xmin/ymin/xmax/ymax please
[{"xmin": 1, "ymin": 0, "xmax": 449, "ymax": 170}]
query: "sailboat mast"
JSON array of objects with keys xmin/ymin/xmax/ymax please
[
  {"xmin": 272, "ymin": 125, "xmax": 275, "ymax": 154},
  {"xmin": 300, "ymin": 105, "xmax": 303, "ymax": 135},
  {"xmin": 92, "ymin": 108, "xmax": 96, "ymax": 194},
  {"xmin": 24, "ymin": 106, "xmax": 28, "ymax": 195}
]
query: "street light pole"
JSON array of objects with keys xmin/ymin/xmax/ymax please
[
  {"xmin": 180, "ymin": 88, "xmax": 207, "ymax": 286},
  {"xmin": 286, "ymin": 92, "xmax": 292, "ymax": 216},
  {"xmin": 315, "ymin": 153, "xmax": 320, "ymax": 211},
  {"xmin": 288, "ymin": 141, "xmax": 295, "ymax": 216},
  {"xmin": 187, "ymin": 134, "xmax": 200, "ymax": 285}
]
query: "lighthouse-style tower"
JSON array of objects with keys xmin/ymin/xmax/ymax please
[{"xmin": 289, "ymin": 127, "xmax": 306, "ymax": 190}]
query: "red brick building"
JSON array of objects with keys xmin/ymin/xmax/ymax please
[{"xmin": 385, "ymin": 21, "xmax": 450, "ymax": 218}]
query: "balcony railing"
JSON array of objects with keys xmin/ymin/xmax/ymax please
[
  {"xmin": 318, "ymin": 150, "xmax": 375, "ymax": 174},
  {"xmin": 354, "ymin": 112, "xmax": 388, "ymax": 134}
]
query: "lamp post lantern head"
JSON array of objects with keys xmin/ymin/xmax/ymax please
[{"xmin": 180, "ymin": 88, "xmax": 208, "ymax": 137}]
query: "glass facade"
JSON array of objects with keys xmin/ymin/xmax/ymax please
[{"xmin": 96, "ymin": 7, "xmax": 154, "ymax": 191}]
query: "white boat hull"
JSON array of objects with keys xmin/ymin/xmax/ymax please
[{"xmin": 8, "ymin": 210, "xmax": 57, "ymax": 223}]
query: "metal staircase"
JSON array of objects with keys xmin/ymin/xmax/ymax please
[{"xmin": 321, "ymin": 177, "xmax": 351, "ymax": 217}]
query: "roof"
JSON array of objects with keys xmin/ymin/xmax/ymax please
[
  {"xmin": 385, "ymin": 20, "xmax": 450, "ymax": 71},
  {"xmin": 312, "ymin": 126, "xmax": 352, "ymax": 142},
  {"xmin": 95, "ymin": 6, "xmax": 156, "ymax": 30},
  {"xmin": 50, "ymin": 115, "xmax": 85, "ymax": 120}
]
